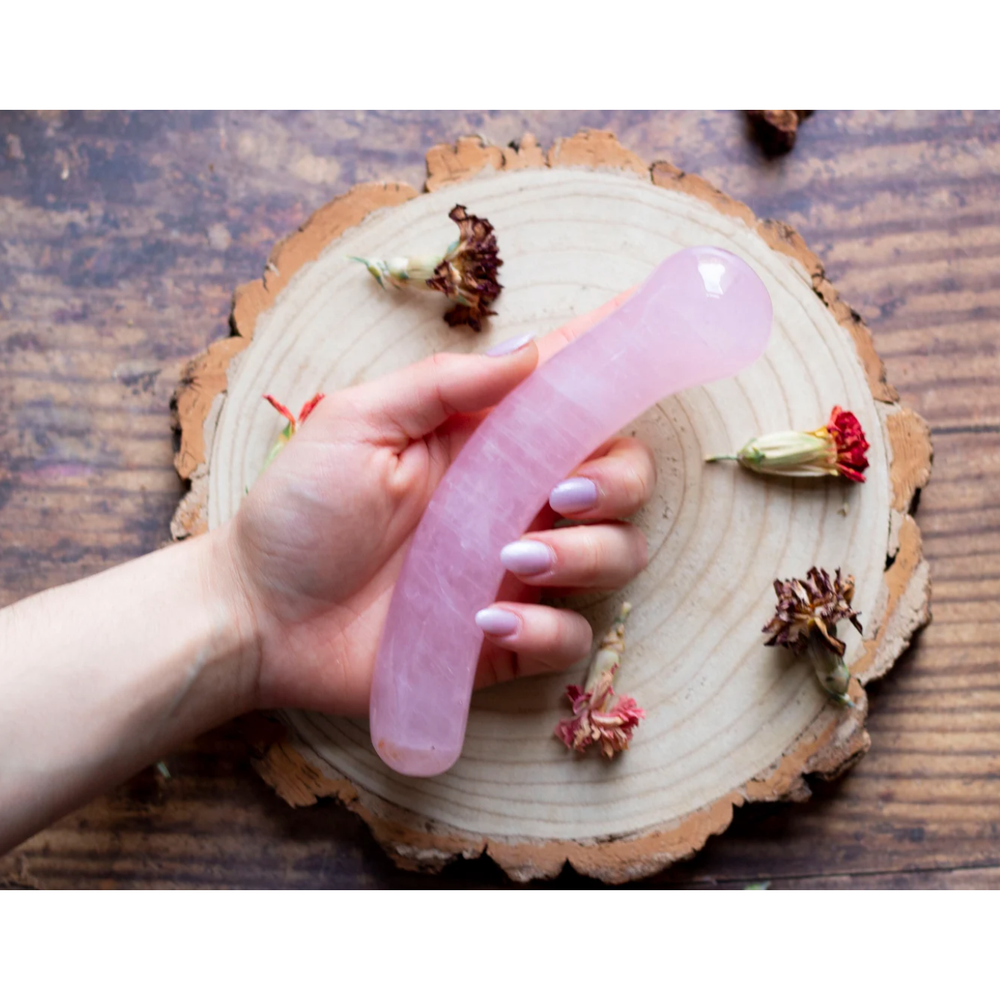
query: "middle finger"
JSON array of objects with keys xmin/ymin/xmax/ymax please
[{"xmin": 548, "ymin": 435, "xmax": 657, "ymax": 522}]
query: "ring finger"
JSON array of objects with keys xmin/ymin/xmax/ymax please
[{"xmin": 499, "ymin": 522, "xmax": 648, "ymax": 592}]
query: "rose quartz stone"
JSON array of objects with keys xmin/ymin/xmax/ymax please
[{"xmin": 370, "ymin": 247, "xmax": 773, "ymax": 776}]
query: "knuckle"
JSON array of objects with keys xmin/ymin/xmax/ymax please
[
  {"xmin": 619, "ymin": 461, "xmax": 652, "ymax": 509},
  {"xmin": 638, "ymin": 439, "xmax": 658, "ymax": 489},
  {"xmin": 546, "ymin": 611, "xmax": 590, "ymax": 661},
  {"xmin": 565, "ymin": 614, "xmax": 593, "ymax": 658},
  {"xmin": 572, "ymin": 529, "xmax": 605, "ymax": 582},
  {"xmin": 547, "ymin": 613, "xmax": 569, "ymax": 650},
  {"xmin": 427, "ymin": 350, "xmax": 458, "ymax": 385},
  {"xmin": 428, "ymin": 350, "xmax": 459, "ymax": 376}
]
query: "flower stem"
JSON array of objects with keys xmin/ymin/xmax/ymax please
[
  {"xmin": 805, "ymin": 631, "xmax": 855, "ymax": 707},
  {"xmin": 583, "ymin": 602, "xmax": 632, "ymax": 691}
]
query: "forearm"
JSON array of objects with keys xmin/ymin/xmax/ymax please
[{"xmin": 0, "ymin": 527, "xmax": 259, "ymax": 853}]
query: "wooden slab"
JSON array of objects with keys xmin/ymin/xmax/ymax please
[{"xmin": 171, "ymin": 130, "xmax": 932, "ymax": 883}]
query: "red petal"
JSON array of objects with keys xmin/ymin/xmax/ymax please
[
  {"xmin": 553, "ymin": 718, "xmax": 579, "ymax": 749},
  {"xmin": 298, "ymin": 392, "xmax": 326, "ymax": 424},
  {"xmin": 264, "ymin": 394, "xmax": 297, "ymax": 428},
  {"xmin": 827, "ymin": 406, "xmax": 869, "ymax": 480},
  {"xmin": 837, "ymin": 462, "xmax": 867, "ymax": 483}
]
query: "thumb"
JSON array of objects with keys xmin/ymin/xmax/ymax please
[{"xmin": 350, "ymin": 333, "xmax": 539, "ymax": 444}]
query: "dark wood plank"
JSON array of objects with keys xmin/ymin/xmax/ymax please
[{"xmin": 2, "ymin": 110, "xmax": 999, "ymax": 888}]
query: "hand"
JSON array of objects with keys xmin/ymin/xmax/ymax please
[
  {"xmin": 225, "ymin": 293, "xmax": 655, "ymax": 716},
  {"xmin": 0, "ymin": 292, "xmax": 651, "ymax": 851}
]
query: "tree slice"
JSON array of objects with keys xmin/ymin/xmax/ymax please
[{"xmin": 171, "ymin": 130, "xmax": 932, "ymax": 883}]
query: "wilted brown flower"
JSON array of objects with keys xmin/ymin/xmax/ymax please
[
  {"xmin": 763, "ymin": 566, "xmax": 862, "ymax": 657},
  {"xmin": 763, "ymin": 567, "xmax": 863, "ymax": 707},
  {"xmin": 351, "ymin": 204, "xmax": 503, "ymax": 331},
  {"xmin": 746, "ymin": 111, "xmax": 813, "ymax": 154},
  {"xmin": 426, "ymin": 205, "xmax": 503, "ymax": 331}
]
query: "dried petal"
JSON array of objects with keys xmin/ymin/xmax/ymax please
[
  {"xmin": 297, "ymin": 393, "xmax": 324, "ymax": 425},
  {"xmin": 554, "ymin": 678, "xmax": 645, "ymax": 758},
  {"xmin": 826, "ymin": 406, "xmax": 870, "ymax": 482},
  {"xmin": 263, "ymin": 395, "xmax": 296, "ymax": 427},
  {"xmin": 555, "ymin": 603, "xmax": 644, "ymax": 757},
  {"xmin": 261, "ymin": 392, "xmax": 325, "ymax": 471},
  {"xmin": 762, "ymin": 566, "xmax": 862, "ymax": 657}
]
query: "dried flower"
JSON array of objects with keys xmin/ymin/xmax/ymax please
[
  {"xmin": 707, "ymin": 406, "xmax": 870, "ymax": 482},
  {"xmin": 261, "ymin": 392, "xmax": 324, "ymax": 471},
  {"xmin": 764, "ymin": 567, "xmax": 861, "ymax": 656},
  {"xmin": 746, "ymin": 111, "xmax": 813, "ymax": 154},
  {"xmin": 763, "ymin": 567, "xmax": 863, "ymax": 706},
  {"xmin": 427, "ymin": 206, "xmax": 503, "ymax": 330},
  {"xmin": 555, "ymin": 603, "xmax": 645, "ymax": 758},
  {"xmin": 351, "ymin": 204, "xmax": 502, "ymax": 331}
]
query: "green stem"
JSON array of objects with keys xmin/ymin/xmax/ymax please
[{"xmin": 805, "ymin": 632, "xmax": 855, "ymax": 708}]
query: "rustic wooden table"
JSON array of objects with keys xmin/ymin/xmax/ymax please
[{"xmin": 1, "ymin": 111, "xmax": 997, "ymax": 889}]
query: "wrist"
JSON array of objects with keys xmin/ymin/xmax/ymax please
[{"xmin": 200, "ymin": 523, "xmax": 264, "ymax": 715}]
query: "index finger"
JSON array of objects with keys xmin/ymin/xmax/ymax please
[{"xmin": 535, "ymin": 287, "xmax": 637, "ymax": 364}]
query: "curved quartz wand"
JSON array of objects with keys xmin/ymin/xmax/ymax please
[{"xmin": 370, "ymin": 246, "xmax": 774, "ymax": 777}]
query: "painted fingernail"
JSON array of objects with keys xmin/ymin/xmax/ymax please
[
  {"xmin": 475, "ymin": 607, "xmax": 520, "ymax": 636},
  {"xmin": 485, "ymin": 331, "xmax": 535, "ymax": 357},
  {"xmin": 549, "ymin": 477, "xmax": 599, "ymax": 513},
  {"xmin": 500, "ymin": 540, "xmax": 553, "ymax": 576}
]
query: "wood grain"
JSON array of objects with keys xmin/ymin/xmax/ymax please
[
  {"xmin": 1, "ymin": 111, "xmax": 998, "ymax": 888},
  {"xmin": 174, "ymin": 135, "xmax": 927, "ymax": 882}
]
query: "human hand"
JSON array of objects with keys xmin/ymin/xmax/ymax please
[
  {"xmin": 224, "ymin": 292, "xmax": 655, "ymax": 716},
  {"xmin": 0, "ymin": 291, "xmax": 654, "ymax": 851}
]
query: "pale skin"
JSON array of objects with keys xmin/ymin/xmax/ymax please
[{"xmin": 0, "ymin": 292, "xmax": 654, "ymax": 855}]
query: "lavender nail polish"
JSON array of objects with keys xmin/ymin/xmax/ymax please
[
  {"xmin": 499, "ymin": 540, "xmax": 553, "ymax": 576},
  {"xmin": 475, "ymin": 607, "xmax": 520, "ymax": 636},
  {"xmin": 549, "ymin": 477, "xmax": 599, "ymax": 513},
  {"xmin": 485, "ymin": 331, "xmax": 535, "ymax": 357}
]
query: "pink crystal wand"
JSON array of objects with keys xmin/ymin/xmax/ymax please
[{"xmin": 370, "ymin": 246, "xmax": 773, "ymax": 776}]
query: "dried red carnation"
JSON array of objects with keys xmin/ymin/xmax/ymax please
[
  {"xmin": 709, "ymin": 405, "xmax": 870, "ymax": 483},
  {"xmin": 763, "ymin": 566, "xmax": 862, "ymax": 657},
  {"xmin": 826, "ymin": 406, "xmax": 870, "ymax": 482}
]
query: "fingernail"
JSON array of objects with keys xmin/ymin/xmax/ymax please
[
  {"xmin": 485, "ymin": 331, "xmax": 535, "ymax": 357},
  {"xmin": 475, "ymin": 607, "xmax": 520, "ymax": 636},
  {"xmin": 549, "ymin": 477, "xmax": 599, "ymax": 514},
  {"xmin": 500, "ymin": 540, "xmax": 553, "ymax": 576}
]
